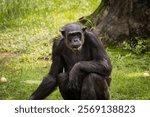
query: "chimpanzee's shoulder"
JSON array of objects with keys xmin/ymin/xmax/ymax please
[
  {"xmin": 53, "ymin": 36, "xmax": 64, "ymax": 48},
  {"xmin": 84, "ymin": 30, "xmax": 102, "ymax": 47},
  {"xmin": 51, "ymin": 36, "xmax": 65, "ymax": 56}
]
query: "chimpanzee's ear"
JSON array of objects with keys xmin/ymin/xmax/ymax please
[
  {"xmin": 82, "ymin": 26, "xmax": 87, "ymax": 32},
  {"xmin": 59, "ymin": 28, "xmax": 66, "ymax": 37}
]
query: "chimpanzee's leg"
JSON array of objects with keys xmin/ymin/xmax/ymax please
[
  {"xmin": 81, "ymin": 73, "xmax": 110, "ymax": 100},
  {"xmin": 57, "ymin": 73, "xmax": 80, "ymax": 100}
]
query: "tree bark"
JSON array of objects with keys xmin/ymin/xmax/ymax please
[{"xmin": 79, "ymin": 0, "xmax": 150, "ymax": 46}]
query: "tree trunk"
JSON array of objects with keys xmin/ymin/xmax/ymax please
[{"xmin": 79, "ymin": 0, "xmax": 150, "ymax": 46}]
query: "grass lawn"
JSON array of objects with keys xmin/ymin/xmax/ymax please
[{"xmin": 0, "ymin": 0, "xmax": 150, "ymax": 100}]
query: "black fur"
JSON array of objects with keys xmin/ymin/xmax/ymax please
[{"xmin": 29, "ymin": 22, "xmax": 112, "ymax": 100}]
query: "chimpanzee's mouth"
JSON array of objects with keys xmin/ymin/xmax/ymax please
[{"xmin": 72, "ymin": 45, "xmax": 82, "ymax": 51}]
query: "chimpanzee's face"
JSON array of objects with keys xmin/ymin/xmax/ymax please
[
  {"xmin": 66, "ymin": 31, "xmax": 83, "ymax": 51},
  {"xmin": 60, "ymin": 23, "xmax": 86, "ymax": 52}
]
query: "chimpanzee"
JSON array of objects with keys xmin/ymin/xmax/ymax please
[{"xmin": 29, "ymin": 22, "xmax": 112, "ymax": 100}]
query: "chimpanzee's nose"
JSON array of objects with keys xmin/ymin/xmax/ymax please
[{"xmin": 73, "ymin": 38, "xmax": 79, "ymax": 43}]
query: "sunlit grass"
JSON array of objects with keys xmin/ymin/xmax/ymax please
[
  {"xmin": 109, "ymin": 50, "xmax": 150, "ymax": 100},
  {"xmin": 0, "ymin": 0, "xmax": 100, "ymax": 58},
  {"xmin": 0, "ymin": 49, "xmax": 149, "ymax": 100}
]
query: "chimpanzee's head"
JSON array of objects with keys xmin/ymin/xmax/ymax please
[{"xmin": 60, "ymin": 22, "xmax": 87, "ymax": 51}]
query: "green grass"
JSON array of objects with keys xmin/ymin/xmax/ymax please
[
  {"xmin": 108, "ymin": 49, "xmax": 150, "ymax": 99},
  {"xmin": 0, "ymin": 0, "xmax": 100, "ymax": 57},
  {"xmin": 0, "ymin": 0, "xmax": 150, "ymax": 100},
  {"xmin": 0, "ymin": 50, "xmax": 149, "ymax": 100},
  {"xmin": 0, "ymin": 53, "xmax": 62, "ymax": 99}
]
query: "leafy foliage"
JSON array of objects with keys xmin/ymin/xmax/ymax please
[{"xmin": 122, "ymin": 38, "xmax": 148, "ymax": 54}]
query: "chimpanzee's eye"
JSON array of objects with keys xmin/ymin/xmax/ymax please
[
  {"xmin": 68, "ymin": 34, "xmax": 74, "ymax": 41},
  {"xmin": 69, "ymin": 32, "xmax": 81, "ymax": 38},
  {"xmin": 76, "ymin": 32, "xmax": 81, "ymax": 37},
  {"xmin": 68, "ymin": 32, "xmax": 81, "ymax": 42}
]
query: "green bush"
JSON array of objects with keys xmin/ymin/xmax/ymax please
[{"xmin": 122, "ymin": 38, "xmax": 147, "ymax": 54}]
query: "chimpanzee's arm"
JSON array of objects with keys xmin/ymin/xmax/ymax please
[
  {"xmin": 71, "ymin": 31, "xmax": 112, "ymax": 75},
  {"xmin": 69, "ymin": 31, "xmax": 112, "ymax": 88},
  {"xmin": 71, "ymin": 59, "xmax": 111, "ymax": 76},
  {"xmin": 29, "ymin": 39, "xmax": 64, "ymax": 100},
  {"xmin": 69, "ymin": 54, "xmax": 112, "ymax": 87}
]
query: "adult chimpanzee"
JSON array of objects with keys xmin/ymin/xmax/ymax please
[{"xmin": 29, "ymin": 22, "xmax": 112, "ymax": 100}]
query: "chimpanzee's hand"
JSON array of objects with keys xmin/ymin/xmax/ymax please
[
  {"xmin": 69, "ymin": 69, "xmax": 78, "ymax": 89},
  {"xmin": 69, "ymin": 63, "xmax": 81, "ymax": 90}
]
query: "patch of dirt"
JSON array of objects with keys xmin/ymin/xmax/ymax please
[
  {"xmin": 0, "ymin": 52, "xmax": 20, "ymax": 58},
  {"xmin": 23, "ymin": 80, "xmax": 41, "ymax": 85}
]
